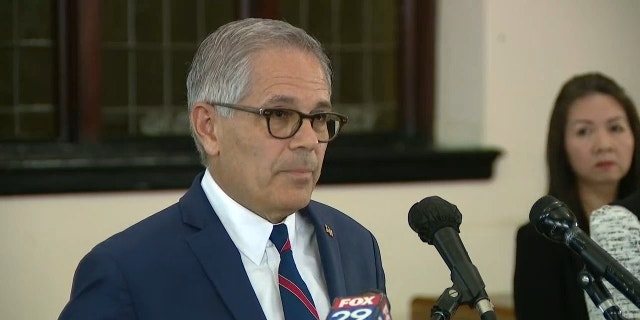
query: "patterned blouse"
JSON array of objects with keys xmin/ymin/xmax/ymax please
[{"xmin": 587, "ymin": 205, "xmax": 640, "ymax": 319}]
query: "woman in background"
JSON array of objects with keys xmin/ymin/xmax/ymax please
[{"xmin": 513, "ymin": 72, "xmax": 640, "ymax": 320}]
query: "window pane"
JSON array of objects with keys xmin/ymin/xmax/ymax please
[
  {"xmin": 136, "ymin": 50, "xmax": 163, "ymax": 106},
  {"xmin": 306, "ymin": 1, "xmax": 332, "ymax": 43},
  {"xmin": 0, "ymin": 1, "xmax": 12, "ymax": 41},
  {"xmin": 103, "ymin": 108, "xmax": 129, "ymax": 139},
  {"xmin": 0, "ymin": 113, "xmax": 15, "ymax": 138},
  {"xmin": 372, "ymin": 0, "xmax": 397, "ymax": 41},
  {"xmin": 338, "ymin": 52, "xmax": 364, "ymax": 103},
  {"xmin": 19, "ymin": 47, "xmax": 53, "ymax": 104},
  {"xmin": 102, "ymin": 49, "xmax": 129, "ymax": 106},
  {"xmin": 376, "ymin": 101, "xmax": 396, "ymax": 131},
  {"xmin": 340, "ymin": 1, "xmax": 363, "ymax": 44},
  {"xmin": 136, "ymin": 0, "xmax": 162, "ymax": 43},
  {"xmin": 171, "ymin": 48, "xmax": 194, "ymax": 106},
  {"xmin": 372, "ymin": 51, "xmax": 396, "ymax": 104},
  {"xmin": 171, "ymin": 0, "xmax": 198, "ymax": 43},
  {"xmin": 19, "ymin": 109, "xmax": 55, "ymax": 139},
  {"xmin": 280, "ymin": 1, "xmax": 301, "ymax": 27},
  {"xmin": 372, "ymin": 49, "xmax": 397, "ymax": 132},
  {"xmin": 19, "ymin": 0, "xmax": 51, "ymax": 39},
  {"xmin": 0, "ymin": 49, "xmax": 13, "ymax": 107},
  {"xmin": 102, "ymin": 0, "xmax": 128, "ymax": 42},
  {"xmin": 204, "ymin": 2, "xmax": 236, "ymax": 34}
]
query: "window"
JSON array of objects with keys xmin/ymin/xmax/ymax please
[
  {"xmin": 0, "ymin": 0, "xmax": 500, "ymax": 195},
  {"xmin": 0, "ymin": 0, "xmax": 55, "ymax": 140}
]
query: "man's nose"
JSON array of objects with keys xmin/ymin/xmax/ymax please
[{"xmin": 291, "ymin": 118, "xmax": 319, "ymax": 147}]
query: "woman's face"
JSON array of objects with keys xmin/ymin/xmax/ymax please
[{"xmin": 565, "ymin": 93, "xmax": 635, "ymax": 188}]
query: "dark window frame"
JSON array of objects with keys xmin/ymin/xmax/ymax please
[{"xmin": 0, "ymin": 0, "xmax": 501, "ymax": 195}]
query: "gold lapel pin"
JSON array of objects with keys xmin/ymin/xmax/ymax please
[{"xmin": 324, "ymin": 224, "xmax": 334, "ymax": 237}]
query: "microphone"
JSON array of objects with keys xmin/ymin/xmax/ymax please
[
  {"xmin": 529, "ymin": 195, "xmax": 640, "ymax": 309},
  {"xmin": 587, "ymin": 204, "xmax": 640, "ymax": 319},
  {"xmin": 408, "ymin": 196, "xmax": 496, "ymax": 320},
  {"xmin": 326, "ymin": 291, "xmax": 391, "ymax": 320}
]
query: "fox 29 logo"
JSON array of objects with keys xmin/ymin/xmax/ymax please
[
  {"xmin": 326, "ymin": 294, "xmax": 391, "ymax": 320},
  {"xmin": 327, "ymin": 307, "xmax": 374, "ymax": 320}
]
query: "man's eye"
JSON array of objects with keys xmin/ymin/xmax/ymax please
[
  {"xmin": 313, "ymin": 113, "xmax": 328, "ymax": 122},
  {"xmin": 272, "ymin": 109, "xmax": 292, "ymax": 118}
]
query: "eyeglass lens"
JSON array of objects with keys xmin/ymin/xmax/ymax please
[{"xmin": 267, "ymin": 110, "xmax": 342, "ymax": 141}]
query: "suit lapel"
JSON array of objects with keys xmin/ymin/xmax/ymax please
[
  {"xmin": 302, "ymin": 203, "xmax": 347, "ymax": 301},
  {"xmin": 180, "ymin": 173, "xmax": 267, "ymax": 320}
]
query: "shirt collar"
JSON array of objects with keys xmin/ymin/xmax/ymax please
[{"xmin": 200, "ymin": 169, "xmax": 298, "ymax": 264}]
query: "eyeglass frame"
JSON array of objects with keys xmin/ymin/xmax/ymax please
[{"xmin": 209, "ymin": 101, "xmax": 349, "ymax": 143}]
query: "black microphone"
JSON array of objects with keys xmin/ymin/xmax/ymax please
[
  {"xmin": 326, "ymin": 291, "xmax": 391, "ymax": 320},
  {"xmin": 529, "ymin": 195, "xmax": 640, "ymax": 309},
  {"xmin": 408, "ymin": 196, "xmax": 496, "ymax": 320}
]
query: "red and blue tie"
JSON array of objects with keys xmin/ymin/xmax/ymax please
[{"xmin": 270, "ymin": 224, "xmax": 319, "ymax": 320}]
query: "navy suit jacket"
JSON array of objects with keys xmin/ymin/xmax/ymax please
[{"xmin": 59, "ymin": 173, "xmax": 386, "ymax": 319}]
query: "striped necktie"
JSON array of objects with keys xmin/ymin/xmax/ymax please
[{"xmin": 270, "ymin": 224, "xmax": 319, "ymax": 320}]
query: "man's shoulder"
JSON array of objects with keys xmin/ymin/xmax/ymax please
[
  {"xmin": 94, "ymin": 174, "xmax": 210, "ymax": 255},
  {"xmin": 91, "ymin": 203, "xmax": 185, "ymax": 257}
]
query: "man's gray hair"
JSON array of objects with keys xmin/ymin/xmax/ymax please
[{"xmin": 186, "ymin": 18, "xmax": 332, "ymax": 165}]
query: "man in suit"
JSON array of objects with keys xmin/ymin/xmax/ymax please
[{"xmin": 58, "ymin": 18, "xmax": 386, "ymax": 320}]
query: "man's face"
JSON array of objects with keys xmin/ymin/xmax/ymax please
[{"xmin": 209, "ymin": 47, "xmax": 330, "ymax": 223}]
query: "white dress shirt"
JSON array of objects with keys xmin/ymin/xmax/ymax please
[{"xmin": 201, "ymin": 169, "xmax": 330, "ymax": 320}]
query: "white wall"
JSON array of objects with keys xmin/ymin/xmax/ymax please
[{"xmin": 2, "ymin": 1, "xmax": 640, "ymax": 319}]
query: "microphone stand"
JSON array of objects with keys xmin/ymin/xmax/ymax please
[
  {"xmin": 430, "ymin": 286, "xmax": 462, "ymax": 320},
  {"xmin": 430, "ymin": 285, "xmax": 498, "ymax": 320},
  {"xmin": 578, "ymin": 268, "xmax": 628, "ymax": 320}
]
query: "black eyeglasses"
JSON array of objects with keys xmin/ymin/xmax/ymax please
[{"xmin": 210, "ymin": 102, "xmax": 348, "ymax": 143}]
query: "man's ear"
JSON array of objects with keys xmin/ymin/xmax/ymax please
[{"xmin": 191, "ymin": 103, "xmax": 221, "ymax": 156}]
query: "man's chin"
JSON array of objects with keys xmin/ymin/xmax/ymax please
[{"xmin": 279, "ymin": 192, "xmax": 312, "ymax": 211}]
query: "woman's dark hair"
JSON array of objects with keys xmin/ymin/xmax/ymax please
[{"xmin": 546, "ymin": 72, "xmax": 640, "ymax": 233}]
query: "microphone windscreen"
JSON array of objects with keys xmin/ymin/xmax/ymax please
[
  {"xmin": 408, "ymin": 196, "xmax": 461, "ymax": 245},
  {"xmin": 586, "ymin": 205, "xmax": 640, "ymax": 320}
]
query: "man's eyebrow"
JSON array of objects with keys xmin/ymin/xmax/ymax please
[
  {"xmin": 264, "ymin": 95, "xmax": 333, "ymax": 111},
  {"xmin": 264, "ymin": 95, "xmax": 296, "ymax": 106},
  {"xmin": 315, "ymin": 101, "xmax": 332, "ymax": 111}
]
